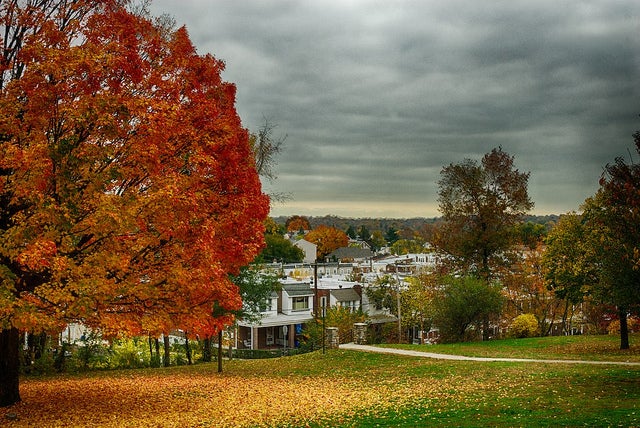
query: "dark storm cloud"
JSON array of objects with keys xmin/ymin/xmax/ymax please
[{"xmin": 151, "ymin": 0, "xmax": 640, "ymax": 218}]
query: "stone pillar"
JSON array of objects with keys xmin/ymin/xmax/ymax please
[
  {"xmin": 353, "ymin": 323, "xmax": 367, "ymax": 345},
  {"xmin": 326, "ymin": 327, "xmax": 339, "ymax": 349}
]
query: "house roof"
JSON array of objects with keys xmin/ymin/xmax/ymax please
[
  {"xmin": 238, "ymin": 312, "xmax": 314, "ymax": 328},
  {"xmin": 331, "ymin": 288, "xmax": 360, "ymax": 302},
  {"xmin": 328, "ymin": 247, "xmax": 373, "ymax": 260},
  {"xmin": 283, "ymin": 283, "xmax": 314, "ymax": 297}
]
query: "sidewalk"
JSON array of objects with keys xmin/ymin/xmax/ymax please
[{"xmin": 340, "ymin": 343, "xmax": 640, "ymax": 366}]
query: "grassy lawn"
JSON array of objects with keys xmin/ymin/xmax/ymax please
[
  {"xmin": 4, "ymin": 335, "xmax": 640, "ymax": 427},
  {"xmin": 382, "ymin": 333, "xmax": 640, "ymax": 362}
]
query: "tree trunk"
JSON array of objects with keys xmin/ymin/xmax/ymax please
[
  {"xmin": 184, "ymin": 333, "xmax": 192, "ymax": 365},
  {"xmin": 560, "ymin": 300, "xmax": 570, "ymax": 335},
  {"xmin": 202, "ymin": 337, "xmax": 211, "ymax": 362},
  {"xmin": 619, "ymin": 307, "xmax": 630, "ymax": 350},
  {"xmin": 217, "ymin": 330, "xmax": 223, "ymax": 373},
  {"xmin": 163, "ymin": 334, "xmax": 170, "ymax": 367},
  {"xmin": 148, "ymin": 335, "xmax": 153, "ymax": 360},
  {"xmin": 0, "ymin": 327, "xmax": 21, "ymax": 407}
]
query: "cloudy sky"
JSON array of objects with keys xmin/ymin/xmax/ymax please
[{"xmin": 151, "ymin": 0, "xmax": 639, "ymax": 219}]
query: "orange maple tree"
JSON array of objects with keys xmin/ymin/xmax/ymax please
[
  {"xmin": 305, "ymin": 225, "xmax": 349, "ymax": 260},
  {"xmin": 285, "ymin": 215, "xmax": 311, "ymax": 232},
  {"xmin": 0, "ymin": 0, "xmax": 268, "ymax": 406}
]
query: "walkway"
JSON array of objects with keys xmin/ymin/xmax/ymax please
[{"xmin": 340, "ymin": 343, "xmax": 640, "ymax": 366}]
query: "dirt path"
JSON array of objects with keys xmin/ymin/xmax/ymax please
[{"xmin": 340, "ymin": 343, "xmax": 640, "ymax": 366}]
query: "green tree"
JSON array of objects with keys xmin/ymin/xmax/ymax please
[
  {"xmin": 433, "ymin": 275, "xmax": 505, "ymax": 343},
  {"xmin": 369, "ymin": 230, "xmax": 386, "ymax": 252},
  {"xmin": 257, "ymin": 234, "xmax": 304, "ymax": 263},
  {"xmin": 542, "ymin": 213, "xmax": 597, "ymax": 334},
  {"xmin": 234, "ymin": 266, "xmax": 281, "ymax": 323},
  {"xmin": 365, "ymin": 275, "xmax": 399, "ymax": 315},
  {"xmin": 357, "ymin": 225, "xmax": 371, "ymax": 241},
  {"xmin": 436, "ymin": 147, "xmax": 533, "ymax": 279},
  {"xmin": 515, "ymin": 221, "xmax": 547, "ymax": 250},
  {"xmin": 390, "ymin": 238, "xmax": 425, "ymax": 255},
  {"xmin": 385, "ymin": 226, "xmax": 400, "ymax": 245}
]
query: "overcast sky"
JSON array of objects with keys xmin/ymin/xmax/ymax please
[{"xmin": 151, "ymin": 0, "xmax": 640, "ymax": 219}]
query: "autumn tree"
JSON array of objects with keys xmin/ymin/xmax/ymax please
[
  {"xmin": 285, "ymin": 215, "xmax": 311, "ymax": 233},
  {"xmin": 305, "ymin": 225, "xmax": 348, "ymax": 261},
  {"xmin": 436, "ymin": 147, "xmax": 533, "ymax": 279},
  {"xmin": 365, "ymin": 275, "xmax": 403, "ymax": 341},
  {"xmin": 503, "ymin": 244, "xmax": 564, "ymax": 336},
  {"xmin": 0, "ymin": 1, "xmax": 268, "ymax": 406},
  {"xmin": 402, "ymin": 274, "xmax": 438, "ymax": 342},
  {"xmin": 590, "ymin": 132, "xmax": 640, "ymax": 349},
  {"xmin": 544, "ymin": 130, "xmax": 640, "ymax": 349}
]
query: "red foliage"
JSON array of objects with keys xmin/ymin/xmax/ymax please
[{"xmin": 0, "ymin": 2, "xmax": 268, "ymax": 341}]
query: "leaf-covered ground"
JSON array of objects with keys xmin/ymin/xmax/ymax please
[{"xmin": 4, "ymin": 344, "xmax": 640, "ymax": 427}]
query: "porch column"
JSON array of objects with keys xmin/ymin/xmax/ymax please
[
  {"xmin": 252, "ymin": 327, "xmax": 259, "ymax": 350},
  {"xmin": 288, "ymin": 324, "xmax": 295, "ymax": 348}
]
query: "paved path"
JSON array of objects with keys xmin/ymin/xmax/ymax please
[{"xmin": 340, "ymin": 343, "xmax": 640, "ymax": 366}]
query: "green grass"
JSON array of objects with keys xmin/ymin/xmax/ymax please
[
  {"xmin": 284, "ymin": 348, "xmax": 640, "ymax": 427},
  {"xmin": 381, "ymin": 333, "xmax": 640, "ymax": 362},
  {"xmin": 9, "ymin": 334, "xmax": 640, "ymax": 427}
]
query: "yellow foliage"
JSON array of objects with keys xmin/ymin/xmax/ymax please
[
  {"xmin": 509, "ymin": 313, "xmax": 539, "ymax": 338},
  {"xmin": 607, "ymin": 317, "xmax": 640, "ymax": 335}
]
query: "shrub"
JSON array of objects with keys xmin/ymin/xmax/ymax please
[
  {"xmin": 433, "ymin": 275, "xmax": 505, "ymax": 343},
  {"xmin": 72, "ymin": 331, "xmax": 110, "ymax": 370},
  {"xmin": 110, "ymin": 338, "xmax": 148, "ymax": 369},
  {"xmin": 509, "ymin": 313, "xmax": 539, "ymax": 338}
]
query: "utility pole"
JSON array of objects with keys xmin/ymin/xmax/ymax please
[
  {"xmin": 395, "ymin": 262, "xmax": 401, "ymax": 344},
  {"xmin": 313, "ymin": 262, "xmax": 318, "ymax": 318}
]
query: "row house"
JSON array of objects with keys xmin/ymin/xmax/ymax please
[
  {"xmin": 235, "ymin": 249, "xmax": 439, "ymax": 350},
  {"xmin": 236, "ymin": 279, "xmax": 315, "ymax": 350},
  {"xmin": 235, "ymin": 275, "xmax": 366, "ymax": 350}
]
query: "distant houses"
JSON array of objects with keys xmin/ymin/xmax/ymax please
[{"xmin": 234, "ymin": 249, "xmax": 438, "ymax": 350}]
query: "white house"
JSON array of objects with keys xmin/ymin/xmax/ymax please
[
  {"xmin": 236, "ymin": 279, "xmax": 315, "ymax": 350},
  {"xmin": 294, "ymin": 239, "xmax": 317, "ymax": 263}
]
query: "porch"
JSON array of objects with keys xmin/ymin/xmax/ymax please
[{"xmin": 237, "ymin": 313, "xmax": 313, "ymax": 350}]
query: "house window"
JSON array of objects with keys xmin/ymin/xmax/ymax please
[
  {"xmin": 292, "ymin": 296, "xmax": 309, "ymax": 311},
  {"xmin": 339, "ymin": 301, "xmax": 358, "ymax": 312},
  {"xmin": 260, "ymin": 298, "xmax": 273, "ymax": 312}
]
